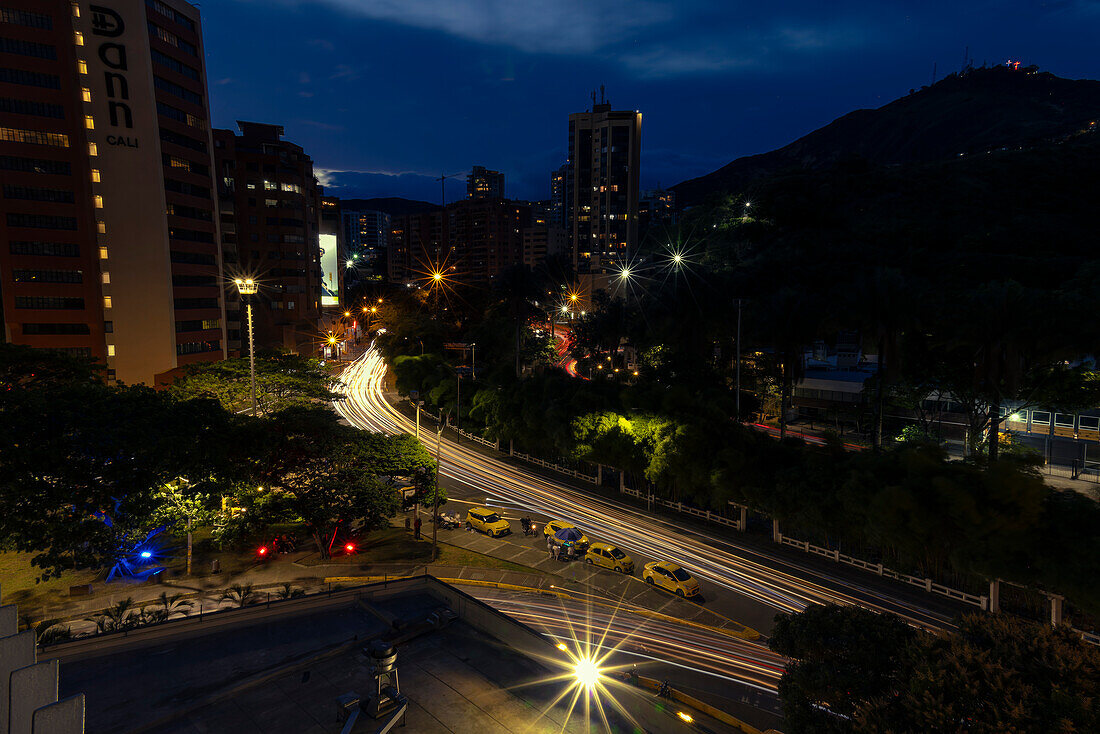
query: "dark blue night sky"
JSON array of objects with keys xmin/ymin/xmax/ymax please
[{"xmin": 200, "ymin": 1, "xmax": 1100, "ymax": 203}]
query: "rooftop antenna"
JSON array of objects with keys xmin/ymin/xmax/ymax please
[
  {"xmin": 931, "ymin": 62, "xmax": 937, "ymax": 85},
  {"xmin": 963, "ymin": 45, "xmax": 970, "ymax": 72},
  {"xmin": 591, "ymin": 89, "xmax": 597, "ymax": 110},
  {"xmin": 600, "ymin": 84, "xmax": 605, "ymax": 105}
]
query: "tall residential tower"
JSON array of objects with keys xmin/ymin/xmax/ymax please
[{"xmin": 567, "ymin": 99, "xmax": 640, "ymax": 274}]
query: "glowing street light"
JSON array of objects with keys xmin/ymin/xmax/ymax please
[
  {"xmin": 573, "ymin": 656, "xmax": 601, "ymax": 690},
  {"xmin": 233, "ymin": 278, "xmax": 258, "ymax": 416}
]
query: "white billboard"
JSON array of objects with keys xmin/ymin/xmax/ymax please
[{"xmin": 319, "ymin": 233, "xmax": 339, "ymax": 306}]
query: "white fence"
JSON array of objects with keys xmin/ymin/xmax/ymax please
[
  {"xmin": 448, "ymin": 424, "xmax": 600, "ymax": 485},
  {"xmin": 511, "ymin": 450, "xmax": 599, "ymax": 484},
  {"xmin": 453, "ymin": 427, "xmax": 497, "ymax": 450},
  {"xmin": 777, "ymin": 534, "xmax": 990, "ymax": 609}
]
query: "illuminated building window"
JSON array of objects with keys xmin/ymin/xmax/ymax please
[
  {"xmin": 93, "ymin": 195, "xmax": 103, "ymax": 208},
  {"xmin": 263, "ymin": 180, "xmax": 276, "ymax": 190},
  {"xmin": 103, "ymin": 296, "xmax": 112, "ymax": 309},
  {"xmin": 81, "ymin": 86, "xmax": 91, "ymax": 102},
  {"xmin": 88, "ymin": 142, "xmax": 97, "ymax": 156},
  {"xmin": 99, "ymin": 246, "xmax": 109, "ymax": 259},
  {"xmin": 101, "ymin": 272, "xmax": 110, "ymax": 284},
  {"xmin": 107, "ymin": 344, "xmax": 115, "ymax": 357},
  {"xmin": 84, "ymin": 115, "xmax": 94, "ymax": 129},
  {"xmin": 96, "ymin": 221, "xmax": 106, "ymax": 233},
  {"xmin": 74, "ymin": 31, "xmax": 83, "ymax": 46},
  {"xmin": 91, "ymin": 168, "xmax": 100, "ymax": 182},
  {"xmin": 71, "ymin": 2, "xmax": 80, "ymax": 17},
  {"xmin": 77, "ymin": 59, "xmax": 87, "ymax": 74}
]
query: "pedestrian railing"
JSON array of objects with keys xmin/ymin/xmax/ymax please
[
  {"xmin": 453, "ymin": 427, "xmax": 497, "ymax": 450},
  {"xmin": 777, "ymin": 534, "xmax": 989, "ymax": 609},
  {"xmin": 510, "ymin": 450, "xmax": 599, "ymax": 484}
]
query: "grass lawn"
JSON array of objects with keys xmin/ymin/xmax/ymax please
[{"xmin": 0, "ymin": 551, "xmax": 101, "ymax": 609}]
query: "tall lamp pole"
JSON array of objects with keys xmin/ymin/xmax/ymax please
[
  {"xmin": 234, "ymin": 278, "xmax": 258, "ymax": 416},
  {"xmin": 431, "ymin": 417, "xmax": 446, "ymax": 560}
]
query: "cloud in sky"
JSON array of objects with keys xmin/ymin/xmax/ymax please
[
  {"xmin": 302, "ymin": 0, "xmax": 673, "ymax": 55},
  {"xmin": 290, "ymin": 0, "xmax": 881, "ymax": 78}
]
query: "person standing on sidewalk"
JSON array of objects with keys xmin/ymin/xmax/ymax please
[
  {"xmin": 547, "ymin": 535, "xmax": 555, "ymax": 558},
  {"xmin": 414, "ymin": 515, "xmax": 422, "ymax": 540}
]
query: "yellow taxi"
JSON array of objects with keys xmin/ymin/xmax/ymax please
[
  {"xmin": 643, "ymin": 561, "xmax": 701, "ymax": 598},
  {"xmin": 543, "ymin": 519, "xmax": 590, "ymax": 547},
  {"xmin": 584, "ymin": 542, "xmax": 634, "ymax": 574},
  {"xmin": 465, "ymin": 507, "xmax": 511, "ymax": 537}
]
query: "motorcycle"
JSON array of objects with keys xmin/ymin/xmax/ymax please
[{"xmin": 433, "ymin": 512, "xmax": 462, "ymax": 530}]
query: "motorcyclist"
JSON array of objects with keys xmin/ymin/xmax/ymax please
[{"xmin": 521, "ymin": 516, "xmax": 531, "ymax": 536}]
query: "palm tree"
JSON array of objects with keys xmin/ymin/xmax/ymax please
[
  {"xmin": 219, "ymin": 583, "xmax": 256, "ymax": 608},
  {"xmin": 275, "ymin": 582, "xmax": 304, "ymax": 599},
  {"xmin": 155, "ymin": 591, "xmax": 193, "ymax": 619}
]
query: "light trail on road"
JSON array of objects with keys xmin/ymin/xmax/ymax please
[
  {"xmin": 335, "ymin": 348, "xmax": 957, "ymax": 632},
  {"xmin": 470, "ymin": 587, "xmax": 785, "ymax": 699}
]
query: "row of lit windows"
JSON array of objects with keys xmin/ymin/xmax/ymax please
[
  {"xmin": 148, "ymin": 21, "xmax": 197, "ymax": 56},
  {"xmin": 0, "ymin": 126, "xmax": 69, "ymax": 148}
]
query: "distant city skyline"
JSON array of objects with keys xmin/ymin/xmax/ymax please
[{"xmin": 202, "ymin": 1, "xmax": 1100, "ymax": 202}]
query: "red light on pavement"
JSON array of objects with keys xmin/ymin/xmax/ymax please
[
  {"xmin": 257, "ymin": 546, "xmax": 268, "ymax": 556},
  {"xmin": 345, "ymin": 543, "xmax": 356, "ymax": 553}
]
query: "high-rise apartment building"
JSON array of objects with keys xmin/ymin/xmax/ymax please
[
  {"xmin": 340, "ymin": 206, "xmax": 388, "ymax": 275},
  {"xmin": 522, "ymin": 226, "xmax": 567, "ymax": 270},
  {"xmin": 567, "ymin": 101, "xmax": 641, "ymax": 273},
  {"xmin": 387, "ymin": 208, "xmax": 445, "ymax": 284},
  {"xmin": 549, "ymin": 162, "xmax": 569, "ymax": 228},
  {"xmin": 388, "ymin": 199, "xmax": 531, "ymax": 284},
  {"xmin": 1, "ymin": 0, "xmax": 225, "ymax": 385},
  {"xmin": 448, "ymin": 198, "xmax": 530, "ymax": 282},
  {"xmin": 466, "ymin": 165, "xmax": 503, "ymax": 199},
  {"xmin": 639, "ymin": 188, "xmax": 676, "ymax": 231},
  {"xmin": 213, "ymin": 121, "xmax": 323, "ymax": 355}
]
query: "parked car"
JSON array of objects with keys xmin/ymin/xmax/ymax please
[
  {"xmin": 465, "ymin": 507, "xmax": 511, "ymax": 537},
  {"xmin": 542, "ymin": 519, "xmax": 590, "ymax": 548},
  {"xmin": 643, "ymin": 561, "xmax": 700, "ymax": 598},
  {"xmin": 584, "ymin": 542, "xmax": 634, "ymax": 574}
]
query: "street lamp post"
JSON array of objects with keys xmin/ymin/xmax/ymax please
[
  {"xmin": 432, "ymin": 417, "xmax": 446, "ymax": 560},
  {"xmin": 234, "ymin": 278, "xmax": 258, "ymax": 416}
]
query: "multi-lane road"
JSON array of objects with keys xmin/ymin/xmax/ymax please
[{"xmin": 338, "ymin": 348, "xmax": 961, "ymax": 625}]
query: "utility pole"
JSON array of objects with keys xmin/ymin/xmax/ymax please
[
  {"xmin": 735, "ymin": 298, "xmax": 742, "ymax": 421},
  {"xmin": 432, "ymin": 418, "xmax": 445, "ymax": 560}
]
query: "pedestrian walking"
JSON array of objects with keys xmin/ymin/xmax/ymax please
[
  {"xmin": 414, "ymin": 515, "xmax": 422, "ymax": 540},
  {"xmin": 546, "ymin": 535, "xmax": 555, "ymax": 558}
]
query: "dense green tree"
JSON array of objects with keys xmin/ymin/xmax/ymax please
[
  {"xmin": 168, "ymin": 351, "xmax": 341, "ymax": 414},
  {"xmin": 770, "ymin": 604, "xmax": 916, "ymax": 733},
  {"xmin": 0, "ymin": 382, "xmax": 233, "ymax": 579},
  {"xmin": 773, "ymin": 605, "xmax": 1100, "ymax": 734},
  {"xmin": 245, "ymin": 406, "xmax": 434, "ymax": 557}
]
